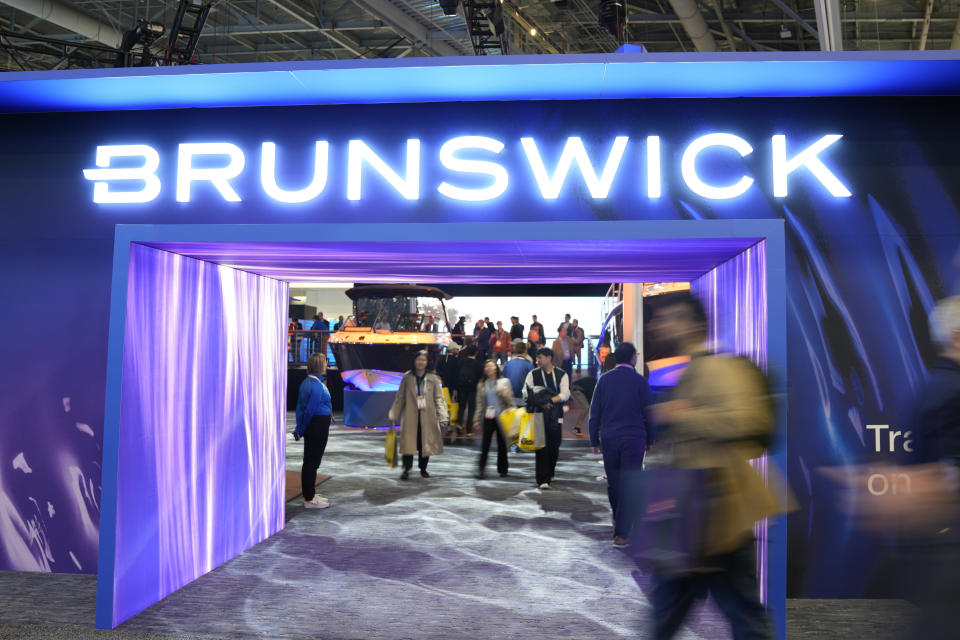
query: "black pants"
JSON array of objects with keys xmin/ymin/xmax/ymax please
[
  {"xmin": 459, "ymin": 385, "xmax": 477, "ymax": 433},
  {"xmin": 478, "ymin": 417, "xmax": 508, "ymax": 475},
  {"xmin": 534, "ymin": 416, "xmax": 562, "ymax": 485},
  {"xmin": 301, "ymin": 414, "xmax": 331, "ymax": 500},
  {"xmin": 402, "ymin": 417, "xmax": 429, "ymax": 471},
  {"xmin": 601, "ymin": 436, "xmax": 646, "ymax": 539},
  {"xmin": 651, "ymin": 538, "xmax": 771, "ymax": 640}
]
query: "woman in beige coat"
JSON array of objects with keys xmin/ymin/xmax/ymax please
[{"xmin": 388, "ymin": 352, "xmax": 448, "ymax": 480}]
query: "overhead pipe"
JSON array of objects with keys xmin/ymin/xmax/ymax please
[
  {"xmin": 665, "ymin": 0, "xmax": 718, "ymax": 52},
  {"xmin": 0, "ymin": 0, "xmax": 121, "ymax": 49}
]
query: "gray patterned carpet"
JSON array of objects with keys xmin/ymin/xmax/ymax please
[{"xmin": 0, "ymin": 419, "xmax": 916, "ymax": 639}]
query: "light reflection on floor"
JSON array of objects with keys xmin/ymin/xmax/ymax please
[{"xmin": 99, "ymin": 417, "xmax": 729, "ymax": 639}]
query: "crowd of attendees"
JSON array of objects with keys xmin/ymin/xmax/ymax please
[
  {"xmin": 292, "ymin": 311, "xmax": 607, "ymax": 494},
  {"xmin": 448, "ymin": 314, "xmax": 587, "ymax": 377},
  {"xmin": 294, "ymin": 293, "xmax": 797, "ymax": 638},
  {"xmin": 290, "ymin": 312, "xmax": 590, "ymax": 368}
]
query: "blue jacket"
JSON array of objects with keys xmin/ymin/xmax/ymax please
[
  {"xmin": 311, "ymin": 319, "xmax": 330, "ymax": 331},
  {"xmin": 588, "ymin": 364, "xmax": 655, "ymax": 447},
  {"xmin": 502, "ymin": 356, "xmax": 534, "ymax": 398},
  {"xmin": 295, "ymin": 374, "xmax": 332, "ymax": 436}
]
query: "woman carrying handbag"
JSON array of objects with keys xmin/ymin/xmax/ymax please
[
  {"xmin": 473, "ymin": 359, "xmax": 516, "ymax": 479},
  {"xmin": 389, "ymin": 351, "xmax": 448, "ymax": 480}
]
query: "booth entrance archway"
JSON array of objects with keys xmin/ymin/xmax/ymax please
[{"xmin": 97, "ymin": 220, "xmax": 786, "ymax": 635}]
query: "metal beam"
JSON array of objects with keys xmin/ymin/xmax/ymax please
[
  {"xmin": 0, "ymin": 27, "xmax": 116, "ymax": 51},
  {"xmin": 194, "ymin": 41, "xmax": 416, "ymax": 58},
  {"xmin": 200, "ymin": 21, "xmax": 375, "ymax": 37},
  {"xmin": 196, "ymin": 19, "xmax": 467, "ymax": 41},
  {"xmin": 261, "ymin": 0, "xmax": 369, "ymax": 57},
  {"xmin": 350, "ymin": 0, "xmax": 461, "ymax": 57},
  {"xmin": 628, "ymin": 12, "xmax": 960, "ymax": 24},
  {"xmin": 501, "ymin": 0, "xmax": 563, "ymax": 54},
  {"xmin": 653, "ymin": 0, "xmax": 688, "ymax": 51},
  {"xmin": 51, "ymin": 44, "xmax": 75, "ymax": 69},
  {"xmin": 814, "ymin": 0, "xmax": 843, "ymax": 50},
  {"xmin": 725, "ymin": 20, "xmax": 769, "ymax": 52},
  {"xmin": 0, "ymin": 0, "xmax": 121, "ymax": 48},
  {"xmin": 768, "ymin": 0, "xmax": 819, "ymax": 41},
  {"xmin": 395, "ymin": 0, "xmax": 470, "ymax": 51},
  {"xmin": 917, "ymin": 0, "xmax": 934, "ymax": 50},
  {"xmin": 702, "ymin": 0, "xmax": 737, "ymax": 51}
]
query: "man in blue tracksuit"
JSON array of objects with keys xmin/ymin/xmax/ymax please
[{"xmin": 588, "ymin": 342, "xmax": 655, "ymax": 547}]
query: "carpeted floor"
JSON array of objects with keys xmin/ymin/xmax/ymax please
[{"xmin": 0, "ymin": 422, "xmax": 918, "ymax": 639}]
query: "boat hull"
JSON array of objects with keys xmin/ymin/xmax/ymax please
[{"xmin": 330, "ymin": 331, "xmax": 451, "ymax": 390}]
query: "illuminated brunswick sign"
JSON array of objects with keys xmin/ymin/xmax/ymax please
[{"xmin": 83, "ymin": 134, "xmax": 851, "ymax": 205}]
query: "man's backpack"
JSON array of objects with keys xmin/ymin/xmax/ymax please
[{"xmin": 458, "ymin": 359, "xmax": 480, "ymax": 388}]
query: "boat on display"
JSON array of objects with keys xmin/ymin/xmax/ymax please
[{"xmin": 330, "ymin": 284, "xmax": 453, "ymax": 391}]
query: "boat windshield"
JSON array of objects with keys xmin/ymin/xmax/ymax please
[{"xmin": 351, "ymin": 296, "xmax": 449, "ymax": 333}]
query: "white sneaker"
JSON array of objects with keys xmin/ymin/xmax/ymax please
[
  {"xmin": 538, "ymin": 482, "xmax": 551, "ymax": 490},
  {"xmin": 303, "ymin": 495, "xmax": 330, "ymax": 509},
  {"xmin": 314, "ymin": 494, "xmax": 330, "ymax": 504}
]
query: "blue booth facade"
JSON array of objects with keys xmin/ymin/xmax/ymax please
[{"xmin": 2, "ymin": 52, "xmax": 960, "ymax": 634}]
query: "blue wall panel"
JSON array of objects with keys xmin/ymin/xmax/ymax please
[{"xmin": 0, "ymin": 91, "xmax": 955, "ymax": 607}]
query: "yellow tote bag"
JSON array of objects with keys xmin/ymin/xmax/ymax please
[
  {"xmin": 442, "ymin": 386, "xmax": 460, "ymax": 425},
  {"xmin": 497, "ymin": 407, "xmax": 525, "ymax": 445},
  {"xmin": 385, "ymin": 427, "xmax": 399, "ymax": 467},
  {"xmin": 517, "ymin": 411, "xmax": 545, "ymax": 451}
]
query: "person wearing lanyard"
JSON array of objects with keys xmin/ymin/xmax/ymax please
[
  {"xmin": 523, "ymin": 347, "xmax": 571, "ymax": 490},
  {"xmin": 473, "ymin": 359, "xmax": 515, "ymax": 479},
  {"xmin": 389, "ymin": 351, "xmax": 449, "ymax": 480},
  {"xmin": 295, "ymin": 353, "xmax": 333, "ymax": 509}
]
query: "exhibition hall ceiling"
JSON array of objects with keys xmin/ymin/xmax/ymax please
[
  {"xmin": 139, "ymin": 237, "xmax": 761, "ymax": 283},
  {"xmin": 0, "ymin": 0, "xmax": 957, "ymax": 72}
]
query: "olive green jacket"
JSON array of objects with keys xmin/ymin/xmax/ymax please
[{"xmin": 668, "ymin": 349, "xmax": 794, "ymax": 556}]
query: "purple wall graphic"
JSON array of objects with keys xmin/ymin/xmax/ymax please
[
  {"xmin": 692, "ymin": 241, "xmax": 771, "ymax": 603},
  {"xmin": 109, "ymin": 244, "xmax": 287, "ymax": 627},
  {"xmin": 0, "ymin": 384, "xmax": 101, "ymax": 575}
]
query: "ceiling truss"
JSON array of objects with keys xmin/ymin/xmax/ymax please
[{"xmin": 0, "ymin": 0, "xmax": 958, "ymax": 71}]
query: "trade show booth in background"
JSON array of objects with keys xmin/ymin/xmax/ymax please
[{"xmin": 2, "ymin": 52, "xmax": 960, "ymax": 635}]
